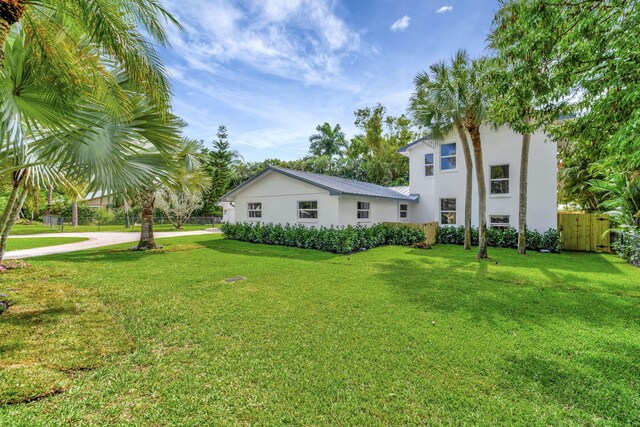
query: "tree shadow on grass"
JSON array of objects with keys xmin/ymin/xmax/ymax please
[{"xmin": 0, "ymin": 307, "xmax": 78, "ymax": 327}]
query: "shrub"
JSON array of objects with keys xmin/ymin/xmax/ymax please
[
  {"xmin": 436, "ymin": 225, "xmax": 561, "ymax": 252},
  {"xmin": 613, "ymin": 231, "xmax": 640, "ymax": 267},
  {"xmin": 220, "ymin": 222, "xmax": 425, "ymax": 254}
]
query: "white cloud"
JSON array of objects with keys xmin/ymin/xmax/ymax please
[
  {"xmin": 435, "ymin": 6, "xmax": 453, "ymax": 14},
  {"xmin": 390, "ymin": 15, "xmax": 410, "ymax": 32},
  {"xmin": 163, "ymin": 0, "xmax": 365, "ymax": 86}
]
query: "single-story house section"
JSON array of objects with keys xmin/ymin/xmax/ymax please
[
  {"xmin": 219, "ymin": 166, "xmax": 419, "ymax": 227},
  {"xmin": 84, "ymin": 191, "xmax": 112, "ymax": 209}
]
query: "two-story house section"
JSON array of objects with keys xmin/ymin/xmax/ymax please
[{"xmin": 397, "ymin": 125, "xmax": 558, "ymax": 232}]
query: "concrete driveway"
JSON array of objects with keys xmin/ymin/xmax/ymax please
[{"xmin": 5, "ymin": 229, "xmax": 220, "ymax": 259}]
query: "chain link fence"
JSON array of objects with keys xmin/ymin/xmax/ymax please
[{"xmin": 40, "ymin": 215, "xmax": 221, "ymax": 232}]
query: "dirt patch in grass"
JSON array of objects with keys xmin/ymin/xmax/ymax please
[{"xmin": 0, "ymin": 273, "xmax": 132, "ymax": 405}]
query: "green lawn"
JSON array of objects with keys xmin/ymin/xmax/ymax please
[
  {"xmin": 10, "ymin": 222, "xmax": 215, "ymax": 235},
  {"xmin": 6, "ymin": 237, "xmax": 88, "ymax": 252},
  {"xmin": 1, "ymin": 236, "xmax": 639, "ymax": 425}
]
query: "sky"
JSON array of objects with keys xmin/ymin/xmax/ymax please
[{"xmin": 160, "ymin": 0, "xmax": 501, "ymax": 162}]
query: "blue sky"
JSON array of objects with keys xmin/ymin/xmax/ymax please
[{"xmin": 160, "ymin": 0, "xmax": 500, "ymax": 162}]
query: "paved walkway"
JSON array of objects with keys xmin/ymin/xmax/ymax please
[{"xmin": 5, "ymin": 229, "xmax": 220, "ymax": 259}]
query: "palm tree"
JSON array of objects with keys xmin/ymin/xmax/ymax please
[
  {"xmin": 409, "ymin": 50, "xmax": 475, "ymax": 250},
  {"xmin": 309, "ymin": 123, "xmax": 347, "ymax": 157},
  {"xmin": 0, "ymin": 0, "xmax": 180, "ymax": 112},
  {"xmin": 137, "ymin": 138, "xmax": 208, "ymax": 250}
]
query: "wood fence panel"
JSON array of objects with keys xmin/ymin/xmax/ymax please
[
  {"xmin": 384, "ymin": 222, "xmax": 438, "ymax": 245},
  {"xmin": 557, "ymin": 213, "xmax": 611, "ymax": 252}
]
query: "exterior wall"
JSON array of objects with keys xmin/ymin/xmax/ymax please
[
  {"xmin": 404, "ymin": 125, "xmax": 558, "ymax": 231},
  {"xmin": 85, "ymin": 197, "xmax": 109, "ymax": 209},
  {"xmin": 227, "ymin": 171, "xmax": 414, "ymax": 227},
  {"xmin": 218, "ymin": 202, "xmax": 236, "ymax": 222}
]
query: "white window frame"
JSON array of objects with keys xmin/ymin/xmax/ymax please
[
  {"xmin": 297, "ymin": 200, "xmax": 318, "ymax": 221},
  {"xmin": 425, "ymin": 153, "xmax": 434, "ymax": 176},
  {"xmin": 440, "ymin": 198, "xmax": 457, "ymax": 225},
  {"xmin": 357, "ymin": 201, "xmax": 371, "ymax": 220},
  {"xmin": 399, "ymin": 204, "xmax": 409, "ymax": 221},
  {"xmin": 490, "ymin": 164, "xmax": 510, "ymax": 195},
  {"xmin": 490, "ymin": 215, "xmax": 510, "ymax": 229},
  {"xmin": 247, "ymin": 202, "xmax": 262, "ymax": 219},
  {"xmin": 440, "ymin": 142, "xmax": 457, "ymax": 172}
]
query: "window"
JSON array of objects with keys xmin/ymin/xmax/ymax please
[
  {"xmin": 425, "ymin": 153, "xmax": 434, "ymax": 176},
  {"xmin": 247, "ymin": 202, "xmax": 262, "ymax": 218},
  {"xmin": 357, "ymin": 202, "xmax": 370, "ymax": 219},
  {"xmin": 440, "ymin": 198, "xmax": 457, "ymax": 225},
  {"xmin": 399, "ymin": 204, "xmax": 409, "ymax": 219},
  {"xmin": 490, "ymin": 165, "xmax": 510, "ymax": 194},
  {"xmin": 440, "ymin": 142, "xmax": 457, "ymax": 170},
  {"xmin": 298, "ymin": 201, "xmax": 318, "ymax": 219},
  {"xmin": 490, "ymin": 215, "xmax": 510, "ymax": 229}
]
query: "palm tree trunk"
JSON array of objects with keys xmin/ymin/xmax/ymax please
[
  {"xmin": 124, "ymin": 199, "xmax": 131, "ymax": 228},
  {"xmin": 0, "ymin": 185, "xmax": 28, "ymax": 263},
  {"xmin": 71, "ymin": 201, "xmax": 78, "ymax": 227},
  {"xmin": 467, "ymin": 123, "xmax": 488, "ymax": 259},
  {"xmin": 137, "ymin": 189, "xmax": 157, "ymax": 250},
  {"xmin": 0, "ymin": 0, "xmax": 26, "ymax": 66},
  {"xmin": 518, "ymin": 132, "xmax": 531, "ymax": 254},
  {"xmin": 0, "ymin": 178, "xmax": 20, "ymax": 233},
  {"xmin": 455, "ymin": 122, "xmax": 474, "ymax": 250},
  {"xmin": 45, "ymin": 185, "xmax": 53, "ymax": 216}
]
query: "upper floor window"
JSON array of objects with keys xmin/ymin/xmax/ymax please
[
  {"xmin": 298, "ymin": 201, "xmax": 318, "ymax": 219},
  {"xmin": 440, "ymin": 198, "xmax": 457, "ymax": 225},
  {"xmin": 247, "ymin": 202, "xmax": 262, "ymax": 218},
  {"xmin": 399, "ymin": 204, "xmax": 409, "ymax": 219},
  {"xmin": 490, "ymin": 215, "xmax": 510, "ymax": 229},
  {"xmin": 357, "ymin": 202, "xmax": 370, "ymax": 219},
  {"xmin": 490, "ymin": 165, "xmax": 510, "ymax": 194},
  {"xmin": 425, "ymin": 153, "xmax": 434, "ymax": 176},
  {"xmin": 440, "ymin": 143, "xmax": 457, "ymax": 170}
]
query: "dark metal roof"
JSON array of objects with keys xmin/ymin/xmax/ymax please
[{"xmin": 220, "ymin": 166, "xmax": 419, "ymax": 202}]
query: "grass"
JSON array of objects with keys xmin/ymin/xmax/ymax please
[
  {"xmin": 6, "ymin": 237, "xmax": 88, "ymax": 252},
  {"xmin": 0, "ymin": 236, "xmax": 639, "ymax": 425},
  {"xmin": 10, "ymin": 222, "xmax": 215, "ymax": 235}
]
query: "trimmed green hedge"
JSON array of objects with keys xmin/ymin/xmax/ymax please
[
  {"xmin": 613, "ymin": 232, "xmax": 640, "ymax": 267},
  {"xmin": 437, "ymin": 225, "xmax": 562, "ymax": 252},
  {"xmin": 220, "ymin": 222, "xmax": 425, "ymax": 254}
]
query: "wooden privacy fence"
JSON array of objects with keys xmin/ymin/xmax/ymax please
[
  {"xmin": 385, "ymin": 222, "xmax": 438, "ymax": 245},
  {"xmin": 557, "ymin": 213, "xmax": 611, "ymax": 252}
]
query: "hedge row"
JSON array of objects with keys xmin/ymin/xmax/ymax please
[
  {"xmin": 437, "ymin": 225, "xmax": 562, "ymax": 252},
  {"xmin": 613, "ymin": 232, "xmax": 640, "ymax": 267},
  {"xmin": 220, "ymin": 222, "xmax": 425, "ymax": 254}
]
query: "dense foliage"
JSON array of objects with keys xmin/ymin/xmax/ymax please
[
  {"xmin": 437, "ymin": 225, "xmax": 561, "ymax": 253},
  {"xmin": 613, "ymin": 232, "xmax": 640, "ymax": 267},
  {"xmin": 220, "ymin": 222, "xmax": 425, "ymax": 254}
]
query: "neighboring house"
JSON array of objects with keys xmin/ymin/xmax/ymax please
[
  {"xmin": 218, "ymin": 201, "xmax": 236, "ymax": 223},
  {"xmin": 219, "ymin": 166, "xmax": 418, "ymax": 226},
  {"xmin": 398, "ymin": 125, "xmax": 557, "ymax": 231},
  {"xmin": 84, "ymin": 191, "xmax": 112, "ymax": 209}
]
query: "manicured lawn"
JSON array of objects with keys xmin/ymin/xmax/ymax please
[
  {"xmin": 10, "ymin": 222, "xmax": 215, "ymax": 235},
  {"xmin": 1, "ymin": 236, "xmax": 639, "ymax": 425},
  {"xmin": 6, "ymin": 237, "xmax": 89, "ymax": 252}
]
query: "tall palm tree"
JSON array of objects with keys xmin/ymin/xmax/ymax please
[
  {"xmin": 409, "ymin": 50, "xmax": 475, "ymax": 250},
  {"xmin": 309, "ymin": 123, "xmax": 347, "ymax": 157},
  {"xmin": 0, "ymin": 0, "xmax": 180, "ymax": 112}
]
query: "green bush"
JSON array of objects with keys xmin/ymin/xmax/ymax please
[
  {"xmin": 220, "ymin": 222, "xmax": 425, "ymax": 254},
  {"xmin": 437, "ymin": 225, "xmax": 561, "ymax": 252},
  {"xmin": 613, "ymin": 232, "xmax": 640, "ymax": 267}
]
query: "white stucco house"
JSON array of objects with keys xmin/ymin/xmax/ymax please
[
  {"xmin": 219, "ymin": 166, "xmax": 418, "ymax": 226},
  {"xmin": 398, "ymin": 125, "xmax": 557, "ymax": 231},
  {"xmin": 221, "ymin": 125, "xmax": 558, "ymax": 231}
]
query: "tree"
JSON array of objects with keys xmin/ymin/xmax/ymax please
[
  {"xmin": 202, "ymin": 125, "xmax": 241, "ymax": 216},
  {"xmin": 591, "ymin": 173, "xmax": 640, "ymax": 231},
  {"xmin": 0, "ymin": 0, "xmax": 181, "ymax": 112},
  {"xmin": 409, "ymin": 50, "xmax": 475, "ymax": 250},
  {"xmin": 309, "ymin": 123, "xmax": 347, "ymax": 157},
  {"xmin": 155, "ymin": 189, "xmax": 203, "ymax": 230}
]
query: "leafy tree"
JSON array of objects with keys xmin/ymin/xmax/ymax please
[
  {"xmin": 489, "ymin": 0, "xmax": 640, "ymax": 172},
  {"xmin": 201, "ymin": 125, "xmax": 241, "ymax": 216},
  {"xmin": 309, "ymin": 123, "xmax": 347, "ymax": 157},
  {"xmin": 409, "ymin": 50, "xmax": 475, "ymax": 250},
  {"xmin": 155, "ymin": 189, "xmax": 203, "ymax": 230},
  {"xmin": 558, "ymin": 140, "xmax": 607, "ymax": 211}
]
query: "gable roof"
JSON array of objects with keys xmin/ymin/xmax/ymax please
[
  {"xmin": 220, "ymin": 166, "xmax": 419, "ymax": 202},
  {"xmin": 397, "ymin": 135, "xmax": 435, "ymax": 153}
]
